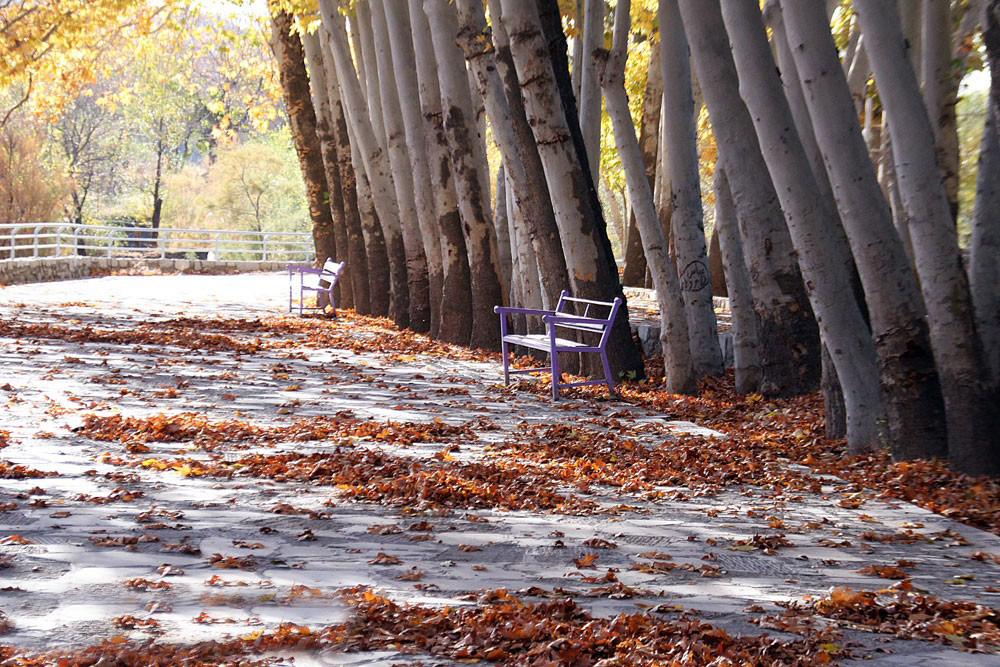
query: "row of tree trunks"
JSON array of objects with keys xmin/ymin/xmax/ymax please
[
  {"xmin": 853, "ymin": 0, "xmax": 1000, "ymax": 475},
  {"xmin": 268, "ymin": 8, "xmax": 336, "ymax": 289},
  {"xmin": 678, "ymin": 0, "xmax": 820, "ymax": 398},
  {"xmin": 599, "ymin": 0, "xmax": 695, "ymax": 394}
]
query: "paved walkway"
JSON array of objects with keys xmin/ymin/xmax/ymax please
[{"xmin": 0, "ymin": 273, "xmax": 998, "ymax": 665}]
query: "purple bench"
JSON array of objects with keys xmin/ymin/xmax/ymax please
[
  {"xmin": 287, "ymin": 259, "xmax": 345, "ymax": 316},
  {"xmin": 494, "ymin": 290, "xmax": 622, "ymax": 400}
]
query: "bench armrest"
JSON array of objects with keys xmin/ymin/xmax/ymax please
[
  {"xmin": 287, "ymin": 263, "xmax": 318, "ymax": 272},
  {"xmin": 494, "ymin": 306, "xmax": 557, "ymax": 317}
]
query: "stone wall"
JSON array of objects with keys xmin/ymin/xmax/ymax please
[{"xmin": 0, "ymin": 257, "xmax": 289, "ymax": 287}]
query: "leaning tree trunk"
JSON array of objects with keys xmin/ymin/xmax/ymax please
[
  {"xmin": 353, "ymin": 2, "xmax": 386, "ymax": 152},
  {"xmin": 301, "ymin": 32, "xmax": 352, "ymax": 310},
  {"xmin": 677, "ymin": 0, "xmax": 821, "ymax": 397},
  {"xmin": 269, "ymin": 8, "xmax": 337, "ymax": 310},
  {"xmin": 921, "ymin": 0, "xmax": 960, "ymax": 222},
  {"xmin": 714, "ymin": 166, "xmax": 760, "ymax": 394},
  {"xmin": 971, "ymin": 0, "xmax": 1000, "ymax": 387},
  {"xmin": 318, "ymin": 0, "xmax": 410, "ymax": 328},
  {"xmin": 534, "ymin": 0, "xmax": 646, "ymax": 379},
  {"xmin": 599, "ymin": 0, "xmax": 696, "ymax": 394},
  {"xmin": 577, "ymin": 0, "xmax": 603, "ymax": 179},
  {"xmin": 457, "ymin": 0, "xmax": 569, "ymax": 311},
  {"xmin": 407, "ymin": 0, "xmax": 473, "ymax": 345},
  {"xmin": 325, "ymin": 68, "xmax": 371, "ymax": 314},
  {"xmin": 484, "ymin": 0, "xmax": 571, "ymax": 310},
  {"xmin": 423, "ymin": 0, "xmax": 505, "ymax": 351},
  {"xmin": 622, "ymin": 44, "xmax": 661, "ymax": 288},
  {"xmin": 500, "ymin": 0, "xmax": 644, "ymax": 380},
  {"xmin": 855, "ymin": 0, "xmax": 1000, "ymax": 475},
  {"xmin": 720, "ymin": 0, "xmax": 886, "ymax": 452},
  {"xmin": 780, "ymin": 0, "xmax": 949, "ymax": 461},
  {"xmin": 367, "ymin": 0, "xmax": 432, "ymax": 333},
  {"xmin": 660, "ymin": 0, "xmax": 722, "ymax": 379},
  {"xmin": 320, "ymin": 36, "xmax": 382, "ymax": 317},
  {"xmin": 378, "ymin": 0, "xmax": 445, "ymax": 335}
]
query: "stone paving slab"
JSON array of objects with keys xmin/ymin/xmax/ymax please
[{"xmin": 0, "ymin": 273, "xmax": 998, "ymax": 665}]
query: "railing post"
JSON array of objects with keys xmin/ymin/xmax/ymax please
[
  {"xmin": 10, "ymin": 226, "xmax": 18, "ymax": 259},
  {"xmin": 214, "ymin": 233, "xmax": 220, "ymax": 261},
  {"xmin": 262, "ymin": 233, "xmax": 269, "ymax": 262}
]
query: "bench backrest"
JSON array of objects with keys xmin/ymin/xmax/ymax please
[
  {"xmin": 553, "ymin": 290, "xmax": 622, "ymax": 345},
  {"xmin": 302, "ymin": 259, "xmax": 345, "ymax": 290}
]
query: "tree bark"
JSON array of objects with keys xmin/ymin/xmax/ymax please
[
  {"xmin": 484, "ymin": 0, "xmax": 571, "ymax": 310},
  {"xmin": 972, "ymin": 0, "xmax": 1000, "ymax": 386},
  {"xmin": 302, "ymin": 31, "xmax": 352, "ymax": 310},
  {"xmin": 621, "ymin": 44, "xmax": 656, "ymax": 288},
  {"xmin": 501, "ymin": 0, "xmax": 644, "ymax": 380},
  {"xmin": 780, "ymin": 0, "xmax": 949, "ymax": 461},
  {"xmin": 408, "ymin": 0, "xmax": 473, "ymax": 345},
  {"xmin": 599, "ymin": 0, "xmax": 696, "ymax": 394},
  {"xmin": 714, "ymin": 165, "xmax": 760, "ymax": 394},
  {"xmin": 269, "ymin": 8, "xmax": 337, "ymax": 307},
  {"xmin": 678, "ymin": 0, "xmax": 820, "ymax": 397},
  {"xmin": 660, "ymin": 0, "xmax": 722, "ymax": 379},
  {"xmin": 319, "ymin": 37, "xmax": 372, "ymax": 315},
  {"xmin": 921, "ymin": 0, "xmax": 959, "ymax": 222},
  {"xmin": 368, "ymin": 0, "xmax": 432, "ymax": 333},
  {"xmin": 855, "ymin": 0, "xmax": 999, "ymax": 475},
  {"xmin": 577, "ymin": 0, "xmax": 603, "ymax": 179},
  {"xmin": 424, "ymin": 0, "xmax": 505, "ymax": 350},
  {"xmin": 493, "ymin": 165, "xmax": 513, "ymax": 292},
  {"xmin": 720, "ymin": 0, "xmax": 886, "ymax": 451},
  {"xmin": 352, "ymin": 2, "xmax": 386, "ymax": 152}
]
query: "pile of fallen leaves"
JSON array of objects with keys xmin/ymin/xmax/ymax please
[
  {"xmin": 76, "ymin": 412, "xmax": 476, "ymax": 450},
  {"xmin": 0, "ymin": 429, "xmax": 55, "ymax": 480},
  {"xmin": 0, "ymin": 589, "xmax": 842, "ymax": 666},
  {"xmin": 0, "ymin": 319, "xmax": 261, "ymax": 355},
  {"xmin": 613, "ymin": 368, "xmax": 1000, "ymax": 536},
  {"xmin": 803, "ymin": 586, "xmax": 1000, "ymax": 652}
]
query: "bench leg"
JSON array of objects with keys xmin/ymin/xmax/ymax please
[
  {"xmin": 551, "ymin": 349, "xmax": 560, "ymax": 401},
  {"xmin": 600, "ymin": 349, "xmax": 616, "ymax": 397},
  {"xmin": 501, "ymin": 340, "xmax": 510, "ymax": 385}
]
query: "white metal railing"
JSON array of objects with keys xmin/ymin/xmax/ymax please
[{"xmin": 0, "ymin": 223, "xmax": 314, "ymax": 263}]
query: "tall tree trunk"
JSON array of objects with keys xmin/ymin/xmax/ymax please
[
  {"xmin": 500, "ymin": 0, "xmax": 644, "ymax": 380},
  {"xmin": 320, "ymin": 38, "xmax": 372, "ymax": 315},
  {"xmin": 972, "ymin": 0, "xmax": 1000, "ymax": 387},
  {"xmin": 780, "ymin": 0, "xmax": 949, "ymax": 461},
  {"xmin": 620, "ymin": 44, "xmax": 657, "ymax": 288},
  {"xmin": 677, "ymin": 0, "xmax": 820, "ymax": 397},
  {"xmin": 352, "ymin": 2, "xmax": 386, "ymax": 152},
  {"xmin": 578, "ymin": 0, "xmax": 603, "ymax": 179},
  {"xmin": 319, "ymin": 1, "xmax": 409, "ymax": 328},
  {"xmin": 534, "ymin": 0, "xmax": 645, "ymax": 379},
  {"xmin": 320, "ymin": 35, "xmax": 378, "ymax": 317},
  {"xmin": 302, "ymin": 32, "xmax": 353, "ymax": 310},
  {"xmin": 714, "ymin": 166, "xmax": 760, "ymax": 394},
  {"xmin": 599, "ymin": 0, "xmax": 696, "ymax": 394},
  {"xmin": 408, "ymin": 0, "xmax": 473, "ymax": 345},
  {"xmin": 622, "ymin": 46, "xmax": 663, "ymax": 287},
  {"xmin": 921, "ymin": 0, "xmax": 960, "ymax": 222},
  {"xmin": 493, "ymin": 165, "xmax": 513, "ymax": 292},
  {"xmin": 424, "ymin": 0, "xmax": 505, "ymax": 350},
  {"xmin": 485, "ymin": 0, "xmax": 571, "ymax": 310},
  {"xmin": 720, "ymin": 0, "xmax": 886, "ymax": 451},
  {"xmin": 855, "ymin": 0, "xmax": 999, "ymax": 475},
  {"xmin": 660, "ymin": 0, "xmax": 722, "ymax": 379},
  {"xmin": 269, "ymin": 8, "xmax": 337, "ymax": 299},
  {"xmin": 368, "ymin": 0, "xmax": 432, "ymax": 333}
]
